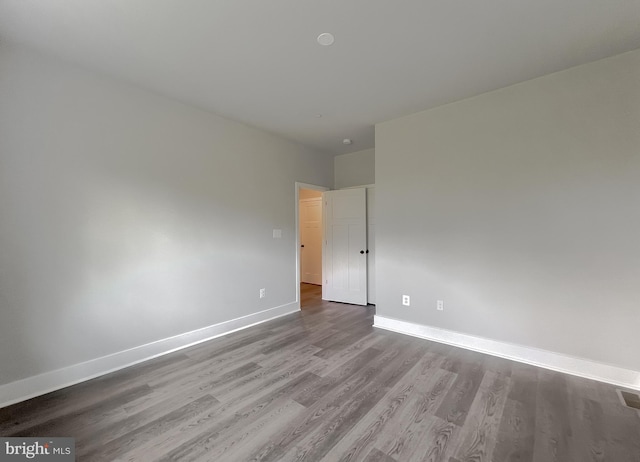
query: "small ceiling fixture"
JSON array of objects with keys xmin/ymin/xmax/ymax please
[
  {"xmin": 343, "ymin": 139, "xmax": 352, "ymax": 145},
  {"xmin": 317, "ymin": 33, "xmax": 335, "ymax": 46}
]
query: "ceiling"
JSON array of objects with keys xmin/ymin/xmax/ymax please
[{"xmin": 1, "ymin": 1, "xmax": 639, "ymax": 156}]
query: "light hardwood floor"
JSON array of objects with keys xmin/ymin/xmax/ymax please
[{"xmin": 1, "ymin": 284, "xmax": 639, "ymax": 461}]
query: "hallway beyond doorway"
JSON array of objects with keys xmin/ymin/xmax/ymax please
[{"xmin": 300, "ymin": 283, "xmax": 322, "ymax": 310}]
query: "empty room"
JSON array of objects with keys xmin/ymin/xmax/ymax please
[{"xmin": 1, "ymin": 1, "xmax": 639, "ymax": 461}]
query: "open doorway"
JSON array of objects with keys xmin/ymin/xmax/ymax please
[
  {"xmin": 295, "ymin": 182, "xmax": 328, "ymax": 309},
  {"xmin": 299, "ymin": 189, "xmax": 323, "ymax": 285}
]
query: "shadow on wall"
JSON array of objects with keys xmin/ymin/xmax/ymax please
[{"xmin": 0, "ymin": 157, "xmax": 295, "ymax": 387}]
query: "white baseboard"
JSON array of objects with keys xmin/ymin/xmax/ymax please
[
  {"xmin": 373, "ymin": 315, "xmax": 640, "ymax": 391},
  {"xmin": 0, "ymin": 302, "xmax": 300, "ymax": 408}
]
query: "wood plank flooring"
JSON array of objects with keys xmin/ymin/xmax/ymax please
[{"xmin": 1, "ymin": 283, "xmax": 639, "ymax": 461}]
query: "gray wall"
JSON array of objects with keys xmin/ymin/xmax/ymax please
[
  {"xmin": 0, "ymin": 44, "xmax": 333, "ymax": 386},
  {"xmin": 334, "ymin": 148, "xmax": 375, "ymax": 189},
  {"xmin": 376, "ymin": 50, "xmax": 640, "ymax": 370}
]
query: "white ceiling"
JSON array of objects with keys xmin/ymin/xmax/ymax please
[{"xmin": 1, "ymin": 1, "xmax": 639, "ymax": 156}]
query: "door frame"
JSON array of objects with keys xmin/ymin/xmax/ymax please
[{"xmin": 295, "ymin": 182, "xmax": 329, "ymax": 309}]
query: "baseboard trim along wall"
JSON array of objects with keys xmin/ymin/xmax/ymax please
[
  {"xmin": 374, "ymin": 315, "xmax": 640, "ymax": 391},
  {"xmin": 0, "ymin": 302, "xmax": 300, "ymax": 408}
]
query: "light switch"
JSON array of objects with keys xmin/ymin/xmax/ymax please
[{"xmin": 273, "ymin": 229, "xmax": 282, "ymax": 238}]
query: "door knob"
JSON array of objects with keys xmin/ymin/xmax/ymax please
[
  {"xmin": 366, "ymin": 250, "xmax": 369, "ymax": 254},
  {"xmin": 360, "ymin": 250, "xmax": 365, "ymax": 254},
  {"xmin": 301, "ymin": 245, "xmax": 305, "ymax": 248}
]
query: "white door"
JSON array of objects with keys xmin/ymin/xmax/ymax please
[
  {"xmin": 323, "ymin": 188, "xmax": 367, "ymax": 305},
  {"xmin": 300, "ymin": 198, "xmax": 323, "ymax": 285},
  {"xmin": 366, "ymin": 188, "xmax": 376, "ymax": 304}
]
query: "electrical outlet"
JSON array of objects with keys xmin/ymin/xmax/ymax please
[
  {"xmin": 402, "ymin": 295, "xmax": 410, "ymax": 306},
  {"xmin": 437, "ymin": 300, "xmax": 444, "ymax": 311},
  {"xmin": 260, "ymin": 288, "xmax": 266, "ymax": 299}
]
